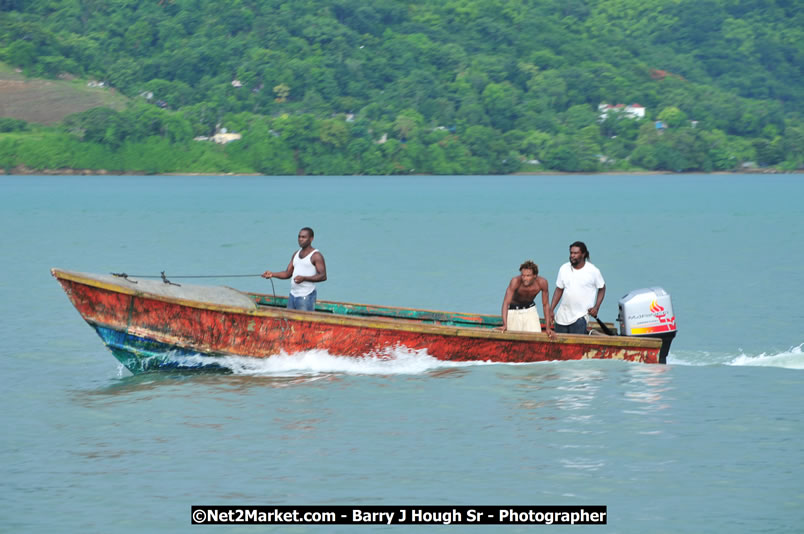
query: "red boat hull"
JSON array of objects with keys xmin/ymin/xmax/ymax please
[{"xmin": 52, "ymin": 269, "xmax": 663, "ymax": 372}]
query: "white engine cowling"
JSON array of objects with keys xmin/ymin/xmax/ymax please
[{"xmin": 618, "ymin": 287, "xmax": 677, "ymax": 363}]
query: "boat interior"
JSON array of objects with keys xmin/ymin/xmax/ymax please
[{"xmin": 248, "ymin": 292, "xmax": 618, "ymax": 334}]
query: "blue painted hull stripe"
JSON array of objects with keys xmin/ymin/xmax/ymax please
[{"xmin": 92, "ymin": 325, "xmax": 226, "ymax": 373}]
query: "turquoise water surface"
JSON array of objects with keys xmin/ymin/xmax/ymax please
[{"xmin": 2, "ymin": 174, "xmax": 802, "ymax": 533}]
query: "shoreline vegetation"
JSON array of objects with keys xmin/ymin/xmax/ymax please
[
  {"xmin": 6, "ymin": 165, "xmax": 799, "ymax": 177},
  {"xmin": 1, "ymin": 1, "xmax": 802, "ymax": 175}
]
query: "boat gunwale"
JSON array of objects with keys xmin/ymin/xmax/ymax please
[
  {"xmin": 249, "ymin": 291, "xmax": 504, "ymax": 324},
  {"xmin": 52, "ymin": 268, "xmax": 662, "ymax": 349}
]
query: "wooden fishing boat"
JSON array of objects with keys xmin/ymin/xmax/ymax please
[{"xmin": 52, "ymin": 268, "xmax": 669, "ymax": 373}]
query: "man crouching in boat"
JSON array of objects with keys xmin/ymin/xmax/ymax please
[
  {"xmin": 261, "ymin": 227, "xmax": 327, "ymax": 311},
  {"xmin": 498, "ymin": 260, "xmax": 554, "ymax": 338}
]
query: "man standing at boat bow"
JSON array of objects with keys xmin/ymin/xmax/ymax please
[
  {"xmin": 550, "ymin": 241, "xmax": 606, "ymax": 334},
  {"xmin": 261, "ymin": 227, "xmax": 327, "ymax": 311}
]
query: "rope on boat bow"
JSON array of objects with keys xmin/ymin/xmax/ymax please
[
  {"xmin": 110, "ymin": 272, "xmax": 276, "ymax": 297},
  {"xmin": 111, "ymin": 272, "xmax": 263, "ymax": 280},
  {"xmin": 160, "ymin": 271, "xmax": 180, "ymax": 286}
]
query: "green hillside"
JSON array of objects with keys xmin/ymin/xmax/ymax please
[{"xmin": 1, "ymin": 0, "xmax": 802, "ymax": 174}]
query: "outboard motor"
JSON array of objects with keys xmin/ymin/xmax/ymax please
[{"xmin": 618, "ymin": 287, "xmax": 677, "ymax": 364}]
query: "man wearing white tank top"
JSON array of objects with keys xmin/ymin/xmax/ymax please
[{"xmin": 261, "ymin": 227, "xmax": 327, "ymax": 311}]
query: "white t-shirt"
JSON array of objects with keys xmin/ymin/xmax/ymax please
[{"xmin": 554, "ymin": 261, "xmax": 605, "ymax": 325}]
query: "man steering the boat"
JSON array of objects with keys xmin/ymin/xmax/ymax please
[
  {"xmin": 550, "ymin": 241, "xmax": 606, "ymax": 334},
  {"xmin": 261, "ymin": 227, "xmax": 327, "ymax": 311},
  {"xmin": 498, "ymin": 260, "xmax": 554, "ymax": 338}
]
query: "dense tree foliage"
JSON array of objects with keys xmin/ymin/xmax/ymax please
[{"xmin": 1, "ymin": 0, "xmax": 802, "ymax": 174}]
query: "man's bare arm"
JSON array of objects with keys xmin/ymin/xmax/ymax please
[
  {"xmin": 262, "ymin": 255, "xmax": 295, "ymax": 280},
  {"xmin": 550, "ymin": 286, "xmax": 563, "ymax": 316},
  {"xmin": 589, "ymin": 285, "xmax": 606, "ymax": 317},
  {"xmin": 540, "ymin": 279, "xmax": 554, "ymax": 337},
  {"xmin": 499, "ymin": 278, "xmax": 518, "ymax": 331}
]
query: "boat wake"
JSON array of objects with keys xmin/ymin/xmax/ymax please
[
  {"xmin": 727, "ymin": 343, "xmax": 804, "ymax": 370},
  {"xmin": 668, "ymin": 343, "xmax": 804, "ymax": 370},
  {"xmin": 126, "ymin": 343, "xmax": 804, "ymax": 375},
  {"xmin": 152, "ymin": 347, "xmax": 493, "ymax": 376}
]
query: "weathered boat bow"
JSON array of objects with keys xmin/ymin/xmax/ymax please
[{"xmin": 52, "ymin": 268, "xmax": 669, "ymax": 373}]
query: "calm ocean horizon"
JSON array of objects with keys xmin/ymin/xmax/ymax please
[{"xmin": 2, "ymin": 174, "xmax": 802, "ymax": 533}]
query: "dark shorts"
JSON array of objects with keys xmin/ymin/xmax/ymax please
[{"xmin": 555, "ymin": 316, "xmax": 587, "ymax": 335}]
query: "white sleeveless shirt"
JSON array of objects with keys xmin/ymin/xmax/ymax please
[{"xmin": 290, "ymin": 248, "xmax": 318, "ymax": 297}]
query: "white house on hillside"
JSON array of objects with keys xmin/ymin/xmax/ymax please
[
  {"xmin": 598, "ymin": 103, "xmax": 646, "ymax": 120},
  {"xmin": 194, "ymin": 130, "xmax": 242, "ymax": 144}
]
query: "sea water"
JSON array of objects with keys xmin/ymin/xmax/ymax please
[{"xmin": 1, "ymin": 174, "xmax": 802, "ymax": 533}]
